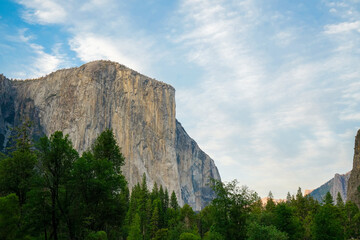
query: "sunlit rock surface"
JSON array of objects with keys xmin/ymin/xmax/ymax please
[{"xmin": 0, "ymin": 61, "xmax": 221, "ymax": 210}]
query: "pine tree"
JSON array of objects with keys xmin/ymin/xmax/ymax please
[
  {"xmin": 170, "ymin": 191, "xmax": 179, "ymax": 210},
  {"xmin": 336, "ymin": 192, "xmax": 344, "ymax": 208},
  {"xmin": 286, "ymin": 192, "xmax": 292, "ymax": 203},
  {"xmin": 265, "ymin": 191, "xmax": 275, "ymax": 212},
  {"xmin": 323, "ymin": 192, "xmax": 333, "ymax": 205},
  {"xmin": 92, "ymin": 129, "xmax": 125, "ymax": 175},
  {"xmin": 150, "ymin": 205, "xmax": 160, "ymax": 238},
  {"xmin": 152, "ymin": 182, "xmax": 159, "ymax": 201},
  {"xmin": 128, "ymin": 213, "xmax": 142, "ymax": 240}
]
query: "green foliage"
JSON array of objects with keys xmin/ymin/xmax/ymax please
[
  {"xmin": 203, "ymin": 228, "xmax": 224, "ymax": 240},
  {"xmin": 265, "ymin": 191, "xmax": 276, "ymax": 212},
  {"xmin": 170, "ymin": 191, "xmax": 179, "ymax": 210},
  {"xmin": 312, "ymin": 203, "xmax": 343, "ymax": 240},
  {"xmin": 0, "ymin": 121, "xmax": 36, "ymax": 205},
  {"xmin": 128, "ymin": 213, "xmax": 142, "ymax": 240},
  {"xmin": 0, "ymin": 193, "xmax": 20, "ymax": 240},
  {"xmin": 343, "ymin": 201, "xmax": 360, "ymax": 239},
  {"xmin": 247, "ymin": 222, "xmax": 288, "ymax": 240},
  {"xmin": 86, "ymin": 231, "xmax": 108, "ymax": 240},
  {"xmin": 323, "ymin": 191, "xmax": 334, "ymax": 205},
  {"xmin": 92, "ymin": 129, "xmax": 125, "ymax": 174},
  {"xmin": 336, "ymin": 192, "xmax": 344, "ymax": 208},
  {"xmin": 210, "ymin": 179, "xmax": 259, "ymax": 239},
  {"xmin": 2, "ymin": 125, "xmax": 360, "ymax": 240},
  {"xmin": 179, "ymin": 232, "xmax": 201, "ymax": 240},
  {"xmin": 273, "ymin": 202, "xmax": 303, "ymax": 239}
]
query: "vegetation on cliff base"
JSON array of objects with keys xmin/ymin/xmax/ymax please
[{"xmin": 0, "ymin": 123, "xmax": 360, "ymax": 239}]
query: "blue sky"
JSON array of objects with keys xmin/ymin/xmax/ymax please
[{"xmin": 1, "ymin": 0, "xmax": 360, "ymax": 198}]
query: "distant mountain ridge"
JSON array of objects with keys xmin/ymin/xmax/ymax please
[{"xmin": 309, "ymin": 172, "xmax": 351, "ymax": 203}]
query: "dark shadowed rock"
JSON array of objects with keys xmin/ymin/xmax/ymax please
[{"xmin": 348, "ymin": 130, "xmax": 360, "ymax": 207}]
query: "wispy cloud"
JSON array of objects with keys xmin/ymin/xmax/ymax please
[
  {"xmin": 15, "ymin": 0, "xmax": 158, "ymax": 76},
  {"xmin": 9, "ymin": 29, "xmax": 66, "ymax": 78},
  {"xmin": 324, "ymin": 21, "xmax": 360, "ymax": 34},
  {"xmin": 172, "ymin": 0, "xmax": 360, "ymax": 197},
  {"xmin": 17, "ymin": 0, "xmax": 67, "ymax": 24}
]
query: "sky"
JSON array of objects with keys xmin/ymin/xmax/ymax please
[{"xmin": 1, "ymin": 0, "xmax": 360, "ymax": 199}]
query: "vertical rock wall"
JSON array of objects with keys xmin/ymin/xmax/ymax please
[
  {"xmin": 176, "ymin": 120, "xmax": 221, "ymax": 211},
  {"xmin": 347, "ymin": 130, "xmax": 360, "ymax": 207},
  {"xmin": 0, "ymin": 61, "xmax": 221, "ymax": 209}
]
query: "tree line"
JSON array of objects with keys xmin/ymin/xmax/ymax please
[{"xmin": 1, "ymin": 122, "xmax": 360, "ymax": 239}]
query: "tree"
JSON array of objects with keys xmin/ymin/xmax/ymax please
[
  {"xmin": 323, "ymin": 192, "xmax": 333, "ymax": 205},
  {"xmin": 312, "ymin": 195, "xmax": 343, "ymax": 240},
  {"xmin": 336, "ymin": 192, "xmax": 344, "ymax": 208},
  {"xmin": 344, "ymin": 201, "xmax": 360, "ymax": 239},
  {"xmin": 128, "ymin": 213, "xmax": 142, "ymax": 240},
  {"xmin": 37, "ymin": 131, "xmax": 79, "ymax": 240},
  {"xmin": 170, "ymin": 191, "xmax": 179, "ymax": 210},
  {"xmin": 210, "ymin": 179, "xmax": 258, "ymax": 239},
  {"xmin": 179, "ymin": 232, "xmax": 201, "ymax": 240},
  {"xmin": 0, "ymin": 121, "xmax": 36, "ymax": 206},
  {"xmin": 0, "ymin": 193, "xmax": 20, "ymax": 240},
  {"xmin": 247, "ymin": 222, "xmax": 288, "ymax": 240},
  {"xmin": 274, "ymin": 203, "xmax": 302, "ymax": 239},
  {"xmin": 71, "ymin": 130, "xmax": 129, "ymax": 239},
  {"xmin": 286, "ymin": 192, "xmax": 292, "ymax": 203},
  {"xmin": 85, "ymin": 231, "xmax": 108, "ymax": 240},
  {"xmin": 203, "ymin": 228, "xmax": 225, "ymax": 240},
  {"xmin": 265, "ymin": 191, "xmax": 275, "ymax": 212},
  {"xmin": 150, "ymin": 205, "xmax": 160, "ymax": 238},
  {"xmin": 92, "ymin": 129, "xmax": 125, "ymax": 175}
]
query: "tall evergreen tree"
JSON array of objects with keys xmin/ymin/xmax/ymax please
[
  {"xmin": 37, "ymin": 131, "xmax": 79, "ymax": 240},
  {"xmin": 128, "ymin": 213, "xmax": 142, "ymax": 240},
  {"xmin": 92, "ymin": 129, "xmax": 125, "ymax": 175},
  {"xmin": 336, "ymin": 192, "xmax": 344, "ymax": 208},
  {"xmin": 170, "ymin": 191, "xmax": 179, "ymax": 210}
]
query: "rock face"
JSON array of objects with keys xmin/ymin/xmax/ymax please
[
  {"xmin": 176, "ymin": 120, "xmax": 221, "ymax": 210},
  {"xmin": 348, "ymin": 130, "xmax": 360, "ymax": 207},
  {"xmin": 0, "ymin": 61, "xmax": 221, "ymax": 211},
  {"xmin": 310, "ymin": 172, "xmax": 351, "ymax": 203}
]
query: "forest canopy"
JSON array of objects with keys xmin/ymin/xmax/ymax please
[{"xmin": 0, "ymin": 122, "xmax": 360, "ymax": 240}]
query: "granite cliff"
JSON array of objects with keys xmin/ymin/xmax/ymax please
[
  {"xmin": 309, "ymin": 172, "xmax": 350, "ymax": 203},
  {"xmin": 0, "ymin": 60, "xmax": 221, "ymax": 211},
  {"xmin": 348, "ymin": 130, "xmax": 360, "ymax": 208}
]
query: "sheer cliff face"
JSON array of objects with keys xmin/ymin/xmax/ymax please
[
  {"xmin": 348, "ymin": 130, "xmax": 360, "ymax": 207},
  {"xmin": 0, "ymin": 61, "xmax": 221, "ymax": 210},
  {"xmin": 176, "ymin": 120, "xmax": 221, "ymax": 210}
]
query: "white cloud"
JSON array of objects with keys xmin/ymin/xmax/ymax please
[
  {"xmin": 324, "ymin": 21, "xmax": 360, "ymax": 34},
  {"xmin": 17, "ymin": 0, "xmax": 67, "ymax": 24},
  {"xmin": 69, "ymin": 34, "xmax": 149, "ymax": 73},
  {"xmin": 14, "ymin": 29, "xmax": 66, "ymax": 78},
  {"xmin": 16, "ymin": 0, "xmax": 156, "ymax": 76},
  {"xmin": 274, "ymin": 30, "xmax": 296, "ymax": 47}
]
